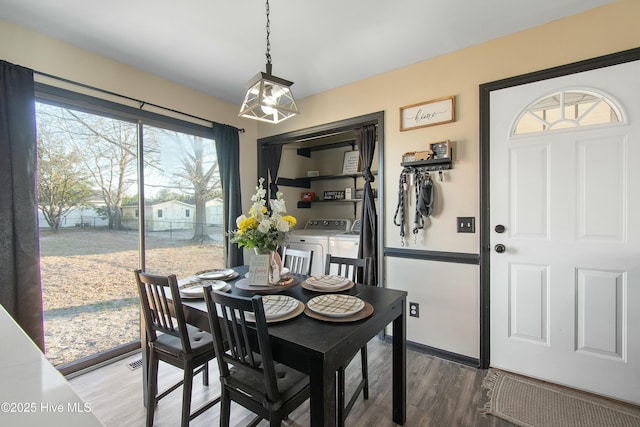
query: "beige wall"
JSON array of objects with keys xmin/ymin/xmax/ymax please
[
  {"xmin": 0, "ymin": 18, "xmax": 260, "ymax": 213},
  {"xmin": 1, "ymin": 0, "xmax": 639, "ymax": 358},
  {"xmin": 258, "ymin": 0, "xmax": 640, "ymax": 357}
]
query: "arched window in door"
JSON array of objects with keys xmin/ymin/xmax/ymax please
[{"xmin": 512, "ymin": 89, "xmax": 624, "ymax": 135}]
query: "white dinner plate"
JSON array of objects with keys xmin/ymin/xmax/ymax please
[
  {"xmin": 195, "ymin": 269, "xmax": 237, "ymax": 280},
  {"xmin": 306, "ymin": 294, "xmax": 365, "ymax": 318},
  {"xmin": 304, "ymin": 275, "xmax": 351, "ymax": 291},
  {"xmin": 179, "ymin": 280, "xmax": 229, "ymax": 298}
]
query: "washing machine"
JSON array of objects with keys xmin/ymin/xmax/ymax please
[
  {"xmin": 328, "ymin": 219, "xmax": 361, "ymax": 274},
  {"xmin": 284, "ymin": 219, "xmax": 351, "ymax": 276}
]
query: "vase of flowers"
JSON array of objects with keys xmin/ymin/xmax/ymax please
[{"xmin": 231, "ymin": 178, "xmax": 296, "ymax": 284}]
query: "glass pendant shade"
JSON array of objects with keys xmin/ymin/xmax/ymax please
[{"xmin": 239, "ymin": 64, "xmax": 298, "ymax": 124}]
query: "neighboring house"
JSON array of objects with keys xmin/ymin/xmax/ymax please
[
  {"xmin": 205, "ymin": 198, "xmax": 224, "ymax": 227},
  {"xmin": 120, "ymin": 199, "xmax": 224, "ymax": 232},
  {"xmin": 38, "ymin": 193, "xmax": 109, "ymax": 229},
  {"xmin": 121, "ymin": 200, "xmax": 193, "ymax": 232}
]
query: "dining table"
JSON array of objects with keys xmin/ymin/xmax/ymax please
[{"xmin": 149, "ymin": 265, "xmax": 407, "ymax": 427}]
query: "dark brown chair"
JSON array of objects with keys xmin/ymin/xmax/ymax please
[
  {"xmin": 134, "ymin": 270, "xmax": 219, "ymax": 427},
  {"xmin": 203, "ymin": 286, "xmax": 310, "ymax": 427},
  {"xmin": 324, "ymin": 254, "xmax": 373, "ymax": 427},
  {"xmin": 281, "ymin": 247, "xmax": 313, "ymax": 275}
]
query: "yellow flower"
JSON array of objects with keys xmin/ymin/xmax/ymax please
[
  {"xmin": 238, "ymin": 216, "xmax": 258, "ymax": 232},
  {"xmin": 282, "ymin": 215, "xmax": 296, "ymax": 227}
]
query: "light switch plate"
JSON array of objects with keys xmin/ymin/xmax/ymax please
[{"xmin": 457, "ymin": 217, "xmax": 475, "ymax": 233}]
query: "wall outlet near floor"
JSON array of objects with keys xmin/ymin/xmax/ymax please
[
  {"xmin": 409, "ymin": 302, "xmax": 419, "ymax": 318},
  {"xmin": 457, "ymin": 217, "xmax": 475, "ymax": 233}
]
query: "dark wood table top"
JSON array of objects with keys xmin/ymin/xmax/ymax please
[{"xmin": 180, "ymin": 265, "xmax": 407, "ymax": 427}]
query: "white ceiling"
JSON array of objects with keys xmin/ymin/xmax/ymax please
[{"xmin": 0, "ymin": 0, "xmax": 614, "ymax": 105}]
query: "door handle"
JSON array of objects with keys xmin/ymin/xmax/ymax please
[{"xmin": 494, "ymin": 244, "xmax": 506, "ymax": 253}]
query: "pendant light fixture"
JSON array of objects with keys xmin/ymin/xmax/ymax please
[{"xmin": 239, "ymin": 0, "xmax": 298, "ymax": 124}]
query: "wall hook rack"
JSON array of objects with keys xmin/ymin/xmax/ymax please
[{"xmin": 400, "ymin": 156, "xmax": 453, "ymax": 172}]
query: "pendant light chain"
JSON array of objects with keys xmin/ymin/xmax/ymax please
[
  {"xmin": 265, "ymin": 0, "xmax": 272, "ymax": 65},
  {"xmin": 239, "ymin": 0, "xmax": 298, "ymax": 123}
]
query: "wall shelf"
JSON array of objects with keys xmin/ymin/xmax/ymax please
[
  {"xmin": 400, "ymin": 156, "xmax": 452, "ymax": 171},
  {"xmin": 277, "ymin": 177, "xmax": 310, "ymax": 188},
  {"xmin": 278, "ymin": 171, "xmax": 378, "ymax": 189},
  {"xmin": 297, "ymin": 199, "xmax": 363, "ymax": 209},
  {"xmin": 296, "ymin": 140, "xmax": 356, "ymax": 157}
]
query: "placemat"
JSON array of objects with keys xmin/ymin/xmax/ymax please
[{"xmin": 235, "ymin": 276, "xmax": 301, "ymax": 294}]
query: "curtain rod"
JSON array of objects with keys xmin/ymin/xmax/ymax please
[{"xmin": 33, "ymin": 70, "xmax": 245, "ymax": 133}]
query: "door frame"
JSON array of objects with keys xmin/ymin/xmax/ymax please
[{"xmin": 478, "ymin": 47, "xmax": 640, "ymax": 369}]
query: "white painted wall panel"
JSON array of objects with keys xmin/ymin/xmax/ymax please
[{"xmin": 385, "ymin": 258, "xmax": 479, "ymax": 358}]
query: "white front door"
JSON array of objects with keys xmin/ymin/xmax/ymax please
[{"xmin": 489, "ymin": 60, "xmax": 640, "ymax": 404}]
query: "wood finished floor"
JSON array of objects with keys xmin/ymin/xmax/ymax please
[{"xmin": 68, "ymin": 338, "xmax": 517, "ymax": 426}]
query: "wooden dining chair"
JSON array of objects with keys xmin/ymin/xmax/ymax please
[
  {"xmin": 281, "ymin": 247, "xmax": 313, "ymax": 275},
  {"xmin": 324, "ymin": 254, "xmax": 373, "ymax": 426},
  {"xmin": 134, "ymin": 270, "xmax": 220, "ymax": 427},
  {"xmin": 203, "ymin": 286, "xmax": 310, "ymax": 427}
]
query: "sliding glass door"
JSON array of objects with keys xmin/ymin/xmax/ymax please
[
  {"xmin": 35, "ymin": 93, "xmax": 224, "ymax": 370},
  {"xmin": 141, "ymin": 126, "xmax": 225, "ymax": 277}
]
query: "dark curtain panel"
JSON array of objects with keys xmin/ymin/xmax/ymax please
[
  {"xmin": 356, "ymin": 124, "xmax": 378, "ymax": 286},
  {"xmin": 264, "ymin": 144, "xmax": 283, "ymax": 199},
  {"xmin": 0, "ymin": 61, "xmax": 44, "ymax": 349},
  {"xmin": 213, "ymin": 123, "xmax": 243, "ymax": 267}
]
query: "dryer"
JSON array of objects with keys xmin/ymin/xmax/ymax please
[
  {"xmin": 284, "ymin": 219, "xmax": 351, "ymax": 277},
  {"xmin": 328, "ymin": 219, "xmax": 361, "ymax": 274}
]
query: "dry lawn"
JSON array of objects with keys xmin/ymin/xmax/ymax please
[{"xmin": 40, "ymin": 228, "xmax": 224, "ymax": 366}]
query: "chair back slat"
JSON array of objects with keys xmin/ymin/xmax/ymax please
[
  {"xmin": 204, "ymin": 288, "xmax": 280, "ymax": 402},
  {"xmin": 282, "ymin": 247, "xmax": 313, "ymax": 275},
  {"xmin": 325, "ymin": 254, "xmax": 372, "ymax": 285},
  {"xmin": 134, "ymin": 270, "xmax": 192, "ymax": 353}
]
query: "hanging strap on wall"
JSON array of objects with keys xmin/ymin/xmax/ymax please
[
  {"xmin": 412, "ymin": 172, "xmax": 434, "ymax": 241},
  {"xmin": 393, "ymin": 167, "xmax": 413, "ymax": 246}
]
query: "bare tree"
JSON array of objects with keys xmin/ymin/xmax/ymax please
[
  {"xmin": 36, "ymin": 104, "xmax": 159, "ymax": 230},
  {"xmin": 163, "ymin": 131, "xmax": 221, "ymax": 242},
  {"xmin": 36, "ymin": 126, "xmax": 93, "ymax": 232}
]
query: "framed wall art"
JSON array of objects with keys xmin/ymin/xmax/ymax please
[
  {"xmin": 342, "ymin": 150, "xmax": 361, "ymax": 174},
  {"xmin": 399, "ymin": 96, "xmax": 455, "ymax": 131}
]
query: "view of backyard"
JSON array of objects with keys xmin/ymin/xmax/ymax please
[
  {"xmin": 34, "ymin": 98, "xmax": 226, "ymax": 368},
  {"xmin": 40, "ymin": 227, "xmax": 225, "ymax": 366}
]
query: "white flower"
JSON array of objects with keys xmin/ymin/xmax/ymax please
[
  {"xmin": 270, "ymin": 198, "xmax": 287, "ymax": 214},
  {"xmin": 276, "ymin": 218, "xmax": 290, "ymax": 232},
  {"xmin": 257, "ymin": 219, "xmax": 271, "ymax": 234},
  {"xmin": 236, "ymin": 214, "xmax": 246, "ymax": 227}
]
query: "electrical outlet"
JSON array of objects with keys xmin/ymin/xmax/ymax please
[
  {"xmin": 409, "ymin": 302, "xmax": 419, "ymax": 318},
  {"xmin": 457, "ymin": 217, "xmax": 475, "ymax": 233}
]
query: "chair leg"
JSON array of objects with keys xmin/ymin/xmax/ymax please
[
  {"xmin": 146, "ymin": 351, "xmax": 159, "ymax": 427},
  {"xmin": 181, "ymin": 362, "xmax": 194, "ymax": 427},
  {"xmin": 361, "ymin": 346, "xmax": 369, "ymax": 400},
  {"xmin": 202, "ymin": 361, "xmax": 209, "ymax": 386},
  {"xmin": 220, "ymin": 391, "xmax": 232, "ymax": 427}
]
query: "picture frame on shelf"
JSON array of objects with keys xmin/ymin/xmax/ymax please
[
  {"xmin": 342, "ymin": 150, "xmax": 361, "ymax": 174},
  {"xmin": 399, "ymin": 96, "xmax": 455, "ymax": 131}
]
